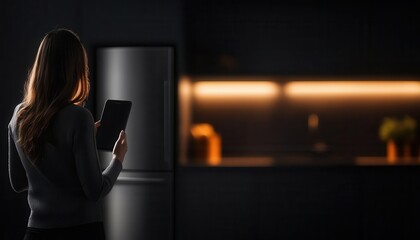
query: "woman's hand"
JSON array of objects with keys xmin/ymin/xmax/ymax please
[
  {"xmin": 94, "ymin": 121, "xmax": 101, "ymax": 135},
  {"xmin": 113, "ymin": 130, "xmax": 128, "ymax": 163}
]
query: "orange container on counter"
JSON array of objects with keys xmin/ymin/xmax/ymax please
[{"xmin": 190, "ymin": 123, "xmax": 222, "ymax": 165}]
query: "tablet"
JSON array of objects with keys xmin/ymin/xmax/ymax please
[{"xmin": 96, "ymin": 100, "xmax": 132, "ymax": 151}]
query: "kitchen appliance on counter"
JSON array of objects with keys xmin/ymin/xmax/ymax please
[{"xmin": 96, "ymin": 46, "xmax": 174, "ymax": 240}]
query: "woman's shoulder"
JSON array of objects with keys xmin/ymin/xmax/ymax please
[
  {"xmin": 9, "ymin": 103, "xmax": 24, "ymax": 129},
  {"xmin": 59, "ymin": 104, "xmax": 94, "ymax": 123},
  {"xmin": 51, "ymin": 104, "xmax": 94, "ymax": 132},
  {"xmin": 11, "ymin": 102, "xmax": 24, "ymax": 116}
]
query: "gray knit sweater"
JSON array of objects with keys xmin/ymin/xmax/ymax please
[{"xmin": 8, "ymin": 103, "xmax": 122, "ymax": 228}]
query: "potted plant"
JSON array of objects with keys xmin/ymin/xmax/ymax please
[{"xmin": 379, "ymin": 116, "xmax": 417, "ymax": 163}]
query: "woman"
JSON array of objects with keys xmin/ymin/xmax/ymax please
[{"xmin": 8, "ymin": 28, "xmax": 127, "ymax": 240}]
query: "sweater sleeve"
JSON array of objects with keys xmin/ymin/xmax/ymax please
[
  {"xmin": 8, "ymin": 125, "xmax": 28, "ymax": 193},
  {"xmin": 72, "ymin": 108, "xmax": 122, "ymax": 202}
]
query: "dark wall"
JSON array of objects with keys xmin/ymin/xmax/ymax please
[{"xmin": 0, "ymin": 1, "xmax": 184, "ymax": 239}]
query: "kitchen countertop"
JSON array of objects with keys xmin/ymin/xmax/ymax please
[{"xmin": 179, "ymin": 156, "xmax": 420, "ymax": 167}]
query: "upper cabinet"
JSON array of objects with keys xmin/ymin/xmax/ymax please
[{"xmin": 184, "ymin": 1, "xmax": 420, "ymax": 76}]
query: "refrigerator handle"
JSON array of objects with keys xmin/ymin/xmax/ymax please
[
  {"xmin": 163, "ymin": 80, "xmax": 171, "ymax": 166},
  {"xmin": 117, "ymin": 176, "xmax": 165, "ymax": 183}
]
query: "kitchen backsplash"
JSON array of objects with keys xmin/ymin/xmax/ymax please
[{"xmin": 179, "ymin": 76, "xmax": 420, "ymax": 164}]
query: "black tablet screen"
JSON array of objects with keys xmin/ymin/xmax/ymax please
[{"xmin": 96, "ymin": 100, "xmax": 132, "ymax": 151}]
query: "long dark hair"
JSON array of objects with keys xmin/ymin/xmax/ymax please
[{"xmin": 17, "ymin": 28, "xmax": 90, "ymax": 162}]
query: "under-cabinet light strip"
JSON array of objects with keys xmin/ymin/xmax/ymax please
[
  {"xmin": 191, "ymin": 80, "xmax": 420, "ymax": 98},
  {"xmin": 284, "ymin": 81, "xmax": 420, "ymax": 97},
  {"xmin": 193, "ymin": 81, "xmax": 279, "ymax": 97}
]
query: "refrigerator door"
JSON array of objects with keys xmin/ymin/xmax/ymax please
[
  {"xmin": 96, "ymin": 47, "xmax": 173, "ymax": 171},
  {"xmin": 103, "ymin": 171, "xmax": 173, "ymax": 240}
]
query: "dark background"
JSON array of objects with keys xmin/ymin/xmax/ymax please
[{"xmin": 1, "ymin": 0, "xmax": 420, "ymax": 239}]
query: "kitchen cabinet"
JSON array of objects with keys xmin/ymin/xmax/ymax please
[
  {"xmin": 360, "ymin": 170, "xmax": 420, "ymax": 239},
  {"xmin": 176, "ymin": 166, "xmax": 420, "ymax": 240},
  {"xmin": 184, "ymin": 1, "xmax": 420, "ymax": 75},
  {"xmin": 175, "ymin": 168, "xmax": 259, "ymax": 239}
]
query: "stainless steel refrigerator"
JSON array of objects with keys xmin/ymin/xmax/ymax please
[{"xmin": 95, "ymin": 47, "xmax": 174, "ymax": 240}]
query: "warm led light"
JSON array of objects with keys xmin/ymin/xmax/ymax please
[
  {"xmin": 284, "ymin": 81, "xmax": 420, "ymax": 97},
  {"xmin": 194, "ymin": 81, "xmax": 279, "ymax": 98}
]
